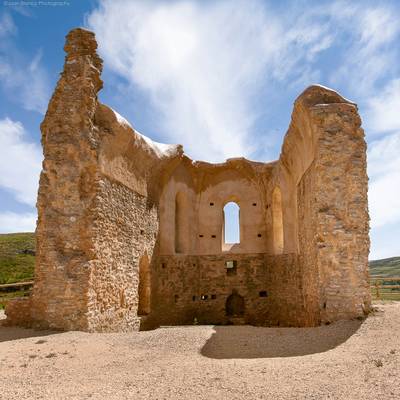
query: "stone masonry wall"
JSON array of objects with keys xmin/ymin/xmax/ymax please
[
  {"xmin": 145, "ymin": 253, "xmax": 315, "ymax": 328},
  {"xmin": 310, "ymin": 102, "xmax": 371, "ymax": 322},
  {"xmin": 87, "ymin": 176, "xmax": 158, "ymax": 332},
  {"xmin": 29, "ymin": 29, "xmax": 103, "ymax": 330}
]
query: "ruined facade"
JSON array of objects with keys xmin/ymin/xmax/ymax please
[{"xmin": 6, "ymin": 28, "xmax": 371, "ymax": 332}]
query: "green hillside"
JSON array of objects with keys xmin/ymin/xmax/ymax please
[
  {"xmin": 0, "ymin": 232, "xmax": 35, "ymax": 284},
  {"xmin": 369, "ymin": 257, "xmax": 400, "ymax": 278}
]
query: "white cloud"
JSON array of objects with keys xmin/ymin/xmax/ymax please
[
  {"xmin": 0, "ymin": 211, "xmax": 36, "ymax": 233},
  {"xmin": 367, "ymin": 79, "xmax": 400, "ymax": 133},
  {"xmin": 0, "ymin": 12, "xmax": 50, "ymax": 113},
  {"xmin": 368, "ymin": 132, "xmax": 400, "ymax": 229},
  {"xmin": 0, "ymin": 118, "xmax": 42, "ymax": 206},
  {"xmin": 328, "ymin": 3, "xmax": 400, "ymax": 96},
  {"xmin": 87, "ymin": 0, "xmax": 332, "ymax": 162}
]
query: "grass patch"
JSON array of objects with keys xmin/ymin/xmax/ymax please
[{"xmin": 0, "ymin": 232, "xmax": 35, "ymax": 284}]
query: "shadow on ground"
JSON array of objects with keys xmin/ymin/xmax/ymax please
[
  {"xmin": 0, "ymin": 319, "xmax": 57, "ymax": 343},
  {"xmin": 201, "ymin": 319, "xmax": 364, "ymax": 359}
]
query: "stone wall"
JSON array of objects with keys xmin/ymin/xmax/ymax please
[
  {"xmin": 87, "ymin": 176, "xmax": 158, "ymax": 332},
  {"xmin": 143, "ymin": 253, "xmax": 316, "ymax": 328}
]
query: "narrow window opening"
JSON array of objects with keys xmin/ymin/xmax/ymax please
[
  {"xmin": 211, "ymin": 234, "xmax": 216, "ymax": 238},
  {"xmin": 140, "ymin": 229, "xmax": 144, "ymax": 235},
  {"xmin": 199, "ymin": 234, "xmax": 204, "ymax": 238},
  {"xmin": 211, "ymin": 294, "xmax": 217, "ymax": 300},
  {"xmin": 252, "ymin": 203, "xmax": 257, "ymax": 206},
  {"xmin": 223, "ymin": 202, "xmax": 240, "ymax": 245},
  {"xmin": 161, "ymin": 263, "xmax": 166, "ymax": 269},
  {"xmin": 174, "ymin": 294, "xmax": 179, "ymax": 303},
  {"xmin": 192, "ymin": 295, "xmax": 196, "ymax": 301},
  {"xmin": 257, "ymin": 233, "xmax": 262, "ymax": 237},
  {"xmin": 210, "ymin": 202, "xmax": 214, "ymax": 206},
  {"xmin": 259, "ymin": 290, "xmax": 268, "ymax": 297}
]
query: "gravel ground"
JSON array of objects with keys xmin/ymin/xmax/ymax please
[{"xmin": 0, "ymin": 303, "xmax": 399, "ymax": 400}]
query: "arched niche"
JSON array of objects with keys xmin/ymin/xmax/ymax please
[
  {"xmin": 138, "ymin": 252, "xmax": 151, "ymax": 316},
  {"xmin": 272, "ymin": 187, "xmax": 284, "ymax": 254},
  {"xmin": 175, "ymin": 191, "xmax": 189, "ymax": 254}
]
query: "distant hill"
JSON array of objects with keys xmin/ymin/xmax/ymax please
[
  {"xmin": 369, "ymin": 257, "xmax": 400, "ymax": 278},
  {"xmin": 0, "ymin": 232, "xmax": 35, "ymax": 284}
]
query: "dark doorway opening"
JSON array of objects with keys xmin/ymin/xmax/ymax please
[{"xmin": 225, "ymin": 290, "xmax": 245, "ymax": 317}]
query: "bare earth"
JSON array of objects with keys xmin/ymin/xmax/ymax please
[{"xmin": 0, "ymin": 304, "xmax": 399, "ymax": 400}]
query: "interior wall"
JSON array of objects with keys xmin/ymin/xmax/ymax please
[{"xmin": 159, "ymin": 165, "xmax": 268, "ymax": 255}]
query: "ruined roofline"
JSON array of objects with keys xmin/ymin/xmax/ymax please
[
  {"xmin": 295, "ymin": 84, "xmax": 356, "ymax": 108},
  {"xmin": 63, "ymin": 28, "xmax": 356, "ymax": 171}
]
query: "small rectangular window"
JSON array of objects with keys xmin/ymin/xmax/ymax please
[
  {"xmin": 259, "ymin": 290, "xmax": 268, "ymax": 297},
  {"xmin": 225, "ymin": 260, "xmax": 237, "ymax": 276},
  {"xmin": 211, "ymin": 294, "xmax": 217, "ymax": 300}
]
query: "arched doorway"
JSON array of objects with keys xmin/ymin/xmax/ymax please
[
  {"xmin": 225, "ymin": 290, "xmax": 245, "ymax": 317},
  {"xmin": 138, "ymin": 252, "xmax": 151, "ymax": 316}
]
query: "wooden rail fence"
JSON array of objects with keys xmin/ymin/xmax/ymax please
[{"xmin": 370, "ymin": 277, "xmax": 400, "ymax": 300}]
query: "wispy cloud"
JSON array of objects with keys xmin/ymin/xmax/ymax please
[
  {"xmin": 87, "ymin": 0, "xmax": 332, "ymax": 162},
  {"xmin": 366, "ymin": 79, "xmax": 400, "ymax": 134},
  {"xmin": 0, "ymin": 12, "xmax": 50, "ymax": 114},
  {"xmin": 0, "ymin": 211, "xmax": 36, "ymax": 233},
  {"xmin": 368, "ymin": 132, "xmax": 400, "ymax": 229},
  {"xmin": 0, "ymin": 118, "xmax": 42, "ymax": 206}
]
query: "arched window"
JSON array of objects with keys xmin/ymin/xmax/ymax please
[
  {"xmin": 223, "ymin": 202, "xmax": 240, "ymax": 244},
  {"xmin": 272, "ymin": 187, "xmax": 284, "ymax": 254},
  {"xmin": 175, "ymin": 192, "xmax": 188, "ymax": 253},
  {"xmin": 138, "ymin": 253, "xmax": 151, "ymax": 316}
]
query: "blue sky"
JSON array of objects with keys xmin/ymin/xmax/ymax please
[{"xmin": 0, "ymin": 0, "xmax": 399, "ymax": 260}]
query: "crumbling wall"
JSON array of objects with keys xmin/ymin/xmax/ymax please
[
  {"xmin": 278, "ymin": 86, "xmax": 371, "ymax": 324},
  {"xmin": 29, "ymin": 28, "xmax": 104, "ymax": 330},
  {"xmin": 7, "ymin": 28, "xmax": 179, "ymax": 332}
]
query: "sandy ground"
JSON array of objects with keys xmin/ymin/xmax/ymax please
[{"xmin": 0, "ymin": 304, "xmax": 399, "ymax": 400}]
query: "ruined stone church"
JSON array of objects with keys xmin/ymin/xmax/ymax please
[{"xmin": 6, "ymin": 28, "xmax": 371, "ymax": 332}]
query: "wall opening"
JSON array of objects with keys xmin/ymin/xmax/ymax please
[
  {"xmin": 272, "ymin": 187, "xmax": 284, "ymax": 254},
  {"xmin": 225, "ymin": 290, "xmax": 245, "ymax": 317},
  {"xmin": 225, "ymin": 260, "xmax": 237, "ymax": 276},
  {"xmin": 175, "ymin": 192, "xmax": 188, "ymax": 253},
  {"xmin": 138, "ymin": 253, "xmax": 151, "ymax": 316},
  {"xmin": 222, "ymin": 202, "xmax": 240, "ymax": 244}
]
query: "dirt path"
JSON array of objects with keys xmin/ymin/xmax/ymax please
[{"xmin": 0, "ymin": 304, "xmax": 399, "ymax": 400}]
